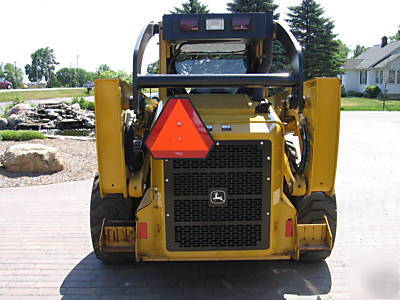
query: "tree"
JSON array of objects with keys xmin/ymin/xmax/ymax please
[
  {"xmin": 94, "ymin": 65, "xmax": 131, "ymax": 84},
  {"xmin": 170, "ymin": 0, "xmax": 209, "ymax": 14},
  {"xmin": 286, "ymin": 0, "xmax": 342, "ymax": 79},
  {"xmin": 227, "ymin": 0, "xmax": 279, "ymax": 20},
  {"xmin": 352, "ymin": 45, "xmax": 368, "ymax": 58},
  {"xmin": 25, "ymin": 47, "xmax": 59, "ymax": 85},
  {"xmin": 390, "ymin": 25, "xmax": 400, "ymax": 41},
  {"xmin": 147, "ymin": 60, "xmax": 160, "ymax": 74},
  {"xmin": 0, "ymin": 62, "xmax": 24, "ymax": 88}
]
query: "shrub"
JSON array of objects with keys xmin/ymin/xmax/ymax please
[
  {"xmin": 0, "ymin": 130, "xmax": 45, "ymax": 141},
  {"xmin": 346, "ymin": 90, "xmax": 363, "ymax": 97},
  {"xmin": 2, "ymin": 97, "xmax": 25, "ymax": 118},
  {"xmin": 364, "ymin": 85, "xmax": 381, "ymax": 98},
  {"xmin": 71, "ymin": 96, "xmax": 95, "ymax": 111}
]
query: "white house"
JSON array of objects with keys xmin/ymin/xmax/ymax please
[{"xmin": 342, "ymin": 38, "xmax": 400, "ymax": 98}]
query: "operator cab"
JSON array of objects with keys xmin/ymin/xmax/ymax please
[{"xmin": 162, "ymin": 13, "xmax": 273, "ymax": 97}]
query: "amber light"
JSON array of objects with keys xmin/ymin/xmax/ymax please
[
  {"xmin": 232, "ymin": 17, "xmax": 251, "ymax": 30},
  {"xmin": 180, "ymin": 18, "xmax": 199, "ymax": 31},
  {"xmin": 145, "ymin": 98, "xmax": 214, "ymax": 159}
]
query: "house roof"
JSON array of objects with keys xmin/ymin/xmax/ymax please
[
  {"xmin": 374, "ymin": 53, "xmax": 400, "ymax": 68},
  {"xmin": 344, "ymin": 40, "xmax": 400, "ymax": 70}
]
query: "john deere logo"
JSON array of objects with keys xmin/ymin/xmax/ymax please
[{"xmin": 210, "ymin": 190, "xmax": 226, "ymax": 205}]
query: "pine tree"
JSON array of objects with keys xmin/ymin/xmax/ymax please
[
  {"xmin": 170, "ymin": 0, "xmax": 210, "ymax": 14},
  {"xmin": 227, "ymin": 0, "xmax": 279, "ymax": 20},
  {"xmin": 286, "ymin": 0, "xmax": 342, "ymax": 79}
]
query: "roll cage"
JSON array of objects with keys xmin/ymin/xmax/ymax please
[{"xmin": 132, "ymin": 13, "xmax": 304, "ymax": 114}]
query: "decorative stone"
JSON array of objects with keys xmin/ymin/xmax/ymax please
[
  {"xmin": 0, "ymin": 143, "xmax": 64, "ymax": 173},
  {"xmin": 0, "ymin": 118, "xmax": 7, "ymax": 129},
  {"xmin": 6, "ymin": 103, "xmax": 31, "ymax": 117},
  {"xmin": 71, "ymin": 103, "xmax": 81, "ymax": 110},
  {"xmin": 7, "ymin": 114, "xmax": 25, "ymax": 129}
]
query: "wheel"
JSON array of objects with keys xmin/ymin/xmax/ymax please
[
  {"xmin": 6, "ymin": 84, "xmax": 12, "ymax": 89},
  {"xmin": 296, "ymin": 192, "xmax": 337, "ymax": 262},
  {"xmin": 90, "ymin": 174, "xmax": 134, "ymax": 263}
]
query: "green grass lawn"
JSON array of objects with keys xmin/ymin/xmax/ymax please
[
  {"xmin": 341, "ymin": 97, "xmax": 400, "ymax": 111},
  {"xmin": 0, "ymin": 88, "xmax": 92, "ymax": 102}
]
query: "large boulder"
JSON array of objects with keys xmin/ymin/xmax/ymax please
[
  {"xmin": 0, "ymin": 143, "xmax": 64, "ymax": 173},
  {"xmin": 7, "ymin": 114, "xmax": 26, "ymax": 129},
  {"xmin": 6, "ymin": 103, "xmax": 31, "ymax": 117},
  {"xmin": 0, "ymin": 118, "xmax": 7, "ymax": 129}
]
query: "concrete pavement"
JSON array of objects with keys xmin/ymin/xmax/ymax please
[{"xmin": 0, "ymin": 111, "xmax": 399, "ymax": 299}]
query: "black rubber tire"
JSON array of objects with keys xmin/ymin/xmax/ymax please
[
  {"xmin": 296, "ymin": 192, "xmax": 337, "ymax": 262},
  {"xmin": 6, "ymin": 84, "xmax": 12, "ymax": 90},
  {"xmin": 90, "ymin": 174, "xmax": 134, "ymax": 263}
]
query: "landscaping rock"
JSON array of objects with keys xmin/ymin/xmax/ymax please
[
  {"xmin": 7, "ymin": 114, "xmax": 26, "ymax": 129},
  {"xmin": 0, "ymin": 143, "xmax": 64, "ymax": 173},
  {"xmin": 71, "ymin": 103, "xmax": 81, "ymax": 110},
  {"xmin": 0, "ymin": 118, "xmax": 7, "ymax": 129},
  {"xmin": 4, "ymin": 102, "xmax": 95, "ymax": 130},
  {"xmin": 6, "ymin": 103, "xmax": 31, "ymax": 117}
]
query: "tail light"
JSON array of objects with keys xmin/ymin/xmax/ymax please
[
  {"xmin": 180, "ymin": 18, "xmax": 198, "ymax": 31},
  {"xmin": 145, "ymin": 98, "xmax": 214, "ymax": 159},
  {"xmin": 232, "ymin": 17, "xmax": 251, "ymax": 30}
]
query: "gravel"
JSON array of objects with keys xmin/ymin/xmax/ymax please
[{"xmin": 0, "ymin": 138, "xmax": 97, "ymax": 187}]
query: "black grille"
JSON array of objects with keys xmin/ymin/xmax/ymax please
[
  {"xmin": 174, "ymin": 198, "xmax": 262, "ymax": 222},
  {"xmin": 173, "ymin": 144, "xmax": 263, "ymax": 169},
  {"xmin": 165, "ymin": 140, "xmax": 271, "ymax": 251},
  {"xmin": 175, "ymin": 225, "xmax": 262, "ymax": 248},
  {"xmin": 173, "ymin": 172, "xmax": 262, "ymax": 196}
]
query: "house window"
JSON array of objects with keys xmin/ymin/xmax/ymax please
[
  {"xmin": 389, "ymin": 70, "xmax": 395, "ymax": 83},
  {"xmin": 359, "ymin": 70, "xmax": 367, "ymax": 84},
  {"xmin": 375, "ymin": 71, "xmax": 379, "ymax": 83},
  {"xmin": 380, "ymin": 71, "xmax": 383, "ymax": 83},
  {"xmin": 397, "ymin": 71, "xmax": 400, "ymax": 84}
]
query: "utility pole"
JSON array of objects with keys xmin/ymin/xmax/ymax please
[
  {"xmin": 70, "ymin": 63, "xmax": 73, "ymax": 87},
  {"xmin": 14, "ymin": 61, "xmax": 17, "ymax": 88},
  {"xmin": 76, "ymin": 55, "xmax": 79, "ymax": 87}
]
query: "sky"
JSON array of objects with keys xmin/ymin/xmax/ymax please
[{"xmin": 1, "ymin": 0, "xmax": 399, "ymax": 77}]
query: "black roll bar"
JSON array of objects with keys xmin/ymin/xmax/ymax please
[{"xmin": 132, "ymin": 17, "xmax": 304, "ymax": 114}]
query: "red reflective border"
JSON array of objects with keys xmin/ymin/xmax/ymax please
[{"xmin": 145, "ymin": 98, "xmax": 214, "ymax": 159}]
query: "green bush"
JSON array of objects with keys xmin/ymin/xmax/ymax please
[
  {"xmin": 0, "ymin": 130, "xmax": 45, "ymax": 141},
  {"xmin": 364, "ymin": 85, "xmax": 381, "ymax": 98},
  {"xmin": 346, "ymin": 90, "xmax": 363, "ymax": 97},
  {"xmin": 71, "ymin": 96, "xmax": 95, "ymax": 111},
  {"xmin": 2, "ymin": 97, "xmax": 25, "ymax": 118}
]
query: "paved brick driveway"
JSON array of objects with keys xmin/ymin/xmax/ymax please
[{"xmin": 0, "ymin": 111, "xmax": 399, "ymax": 299}]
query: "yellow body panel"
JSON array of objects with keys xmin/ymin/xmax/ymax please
[
  {"xmin": 94, "ymin": 80, "xmax": 337, "ymax": 261},
  {"xmin": 94, "ymin": 79, "xmax": 128, "ymax": 198},
  {"xmin": 303, "ymin": 78, "xmax": 341, "ymax": 195},
  {"xmin": 135, "ymin": 95, "xmax": 299, "ymax": 261}
]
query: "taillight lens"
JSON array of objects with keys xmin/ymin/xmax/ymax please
[
  {"xmin": 180, "ymin": 18, "xmax": 198, "ymax": 31},
  {"xmin": 145, "ymin": 98, "xmax": 214, "ymax": 159},
  {"xmin": 232, "ymin": 17, "xmax": 251, "ymax": 30}
]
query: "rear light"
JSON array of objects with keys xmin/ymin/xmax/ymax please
[
  {"xmin": 206, "ymin": 18, "xmax": 224, "ymax": 30},
  {"xmin": 145, "ymin": 98, "xmax": 214, "ymax": 159},
  {"xmin": 139, "ymin": 222, "xmax": 148, "ymax": 239},
  {"xmin": 232, "ymin": 17, "xmax": 251, "ymax": 30},
  {"xmin": 285, "ymin": 219, "xmax": 294, "ymax": 237},
  {"xmin": 180, "ymin": 18, "xmax": 198, "ymax": 31}
]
